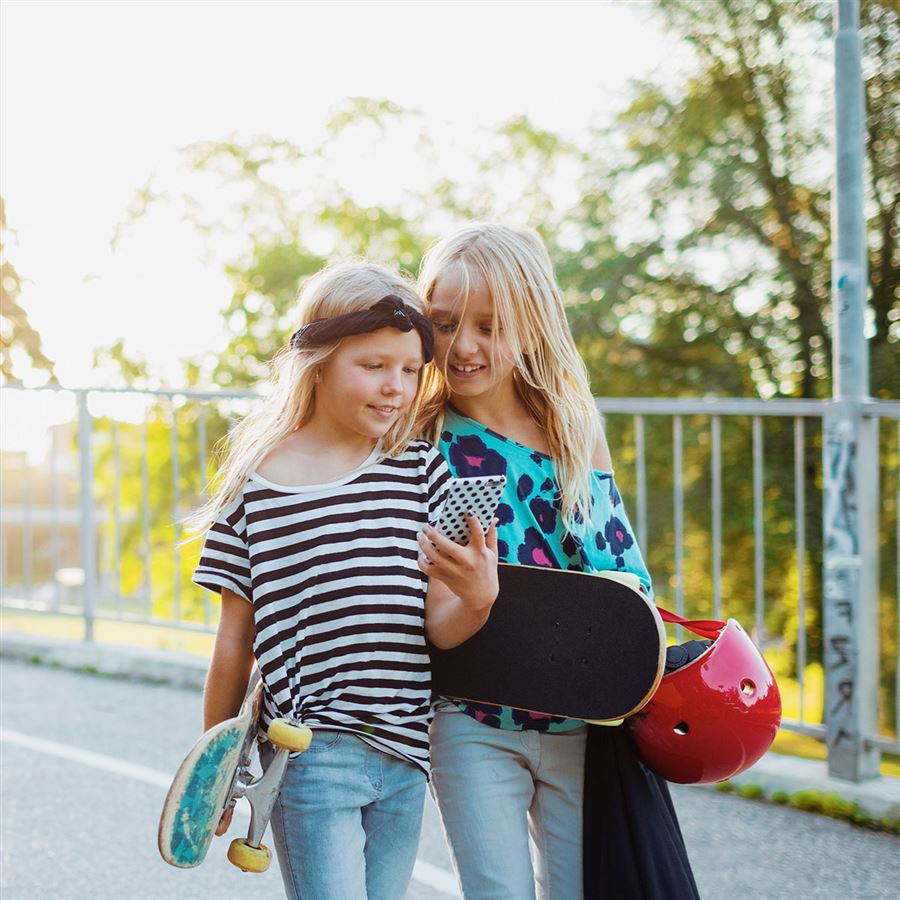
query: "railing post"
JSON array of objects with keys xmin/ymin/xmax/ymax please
[
  {"xmin": 77, "ymin": 391, "xmax": 97, "ymax": 642},
  {"xmin": 822, "ymin": 0, "xmax": 879, "ymax": 780},
  {"xmin": 822, "ymin": 406, "xmax": 880, "ymax": 780}
]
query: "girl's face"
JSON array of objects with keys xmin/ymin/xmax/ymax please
[
  {"xmin": 429, "ymin": 269, "xmax": 516, "ymax": 403},
  {"xmin": 313, "ymin": 327, "xmax": 424, "ymax": 444}
]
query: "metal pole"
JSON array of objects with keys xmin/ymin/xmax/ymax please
[
  {"xmin": 673, "ymin": 416, "xmax": 684, "ymax": 642},
  {"xmin": 822, "ymin": 0, "xmax": 879, "ymax": 781},
  {"xmin": 77, "ymin": 391, "xmax": 97, "ymax": 642},
  {"xmin": 753, "ymin": 416, "xmax": 765, "ymax": 644},
  {"xmin": 711, "ymin": 416, "xmax": 722, "ymax": 620},
  {"xmin": 634, "ymin": 415, "xmax": 647, "ymax": 556}
]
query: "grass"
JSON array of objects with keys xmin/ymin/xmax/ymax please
[
  {"xmin": 0, "ymin": 608, "xmax": 216, "ymax": 656},
  {"xmin": 715, "ymin": 781, "xmax": 900, "ymax": 834}
]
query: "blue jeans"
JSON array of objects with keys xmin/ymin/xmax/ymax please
[
  {"xmin": 261, "ymin": 730, "xmax": 426, "ymax": 900},
  {"xmin": 430, "ymin": 703, "xmax": 587, "ymax": 900}
]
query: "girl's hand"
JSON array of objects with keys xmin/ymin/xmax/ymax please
[{"xmin": 417, "ymin": 513, "xmax": 499, "ymax": 613}]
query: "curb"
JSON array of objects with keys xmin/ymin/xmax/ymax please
[
  {"xmin": 2, "ymin": 629, "xmax": 898, "ymax": 823},
  {"xmin": 0, "ymin": 630, "xmax": 208, "ymax": 691},
  {"xmin": 709, "ymin": 755, "xmax": 900, "ymax": 824}
]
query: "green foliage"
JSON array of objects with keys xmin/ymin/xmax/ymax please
[
  {"xmin": 734, "ymin": 784, "xmax": 897, "ymax": 832},
  {"xmin": 90, "ymin": 398, "xmax": 234, "ymax": 624},
  {"xmin": 819, "ymin": 792, "xmax": 862, "ymax": 820},
  {"xmin": 559, "ymin": 0, "xmax": 898, "ymax": 402},
  {"xmin": 736, "ymin": 783, "xmax": 765, "ymax": 799}
]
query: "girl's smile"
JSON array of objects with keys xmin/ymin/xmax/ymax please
[
  {"xmin": 368, "ymin": 403, "xmax": 400, "ymax": 419},
  {"xmin": 448, "ymin": 363, "xmax": 487, "ymax": 379},
  {"xmin": 312, "ymin": 327, "xmax": 423, "ymax": 444}
]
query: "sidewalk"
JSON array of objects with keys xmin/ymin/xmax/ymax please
[{"xmin": 2, "ymin": 628, "xmax": 898, "ymax": 822}]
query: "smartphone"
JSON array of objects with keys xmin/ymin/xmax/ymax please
[{"xmin": 432, "ymin": 475, "xmax": 507, "ymax": 546}]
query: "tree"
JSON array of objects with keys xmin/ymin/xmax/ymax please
[
  {"xmin": 557, "ymin": 0, "xmax": 898, "ymax": 402},
  {"xmin": 0, "ymin": 197, "xmax": 55, "ymax": 384}
]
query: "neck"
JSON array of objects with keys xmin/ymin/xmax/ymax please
[
  {"xmin": 300, "ymin": 414, "xmax": 378, "ymax": 460},
  {"xmin": 450, "ymin": 379, "xmax": 528, "ymax": 432}
]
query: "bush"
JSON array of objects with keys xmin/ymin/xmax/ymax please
[
  {"xmin": 788, "ymin": 789, "xmax": 822, "ymax": 812},
  {"xmin": 737, "ymin": 783, "xmax": 764, "ymax": 800},
  {"xmin": 819, "ymin": 793, "xmax": 860, "ymax": 821}
]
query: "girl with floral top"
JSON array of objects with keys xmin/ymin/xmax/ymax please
[{"xmin": 415, "ymin": 224, "xmax": 699, "ymax": 899}]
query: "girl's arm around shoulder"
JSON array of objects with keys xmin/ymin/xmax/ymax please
[
  {"xmin": 420, "ymin": 514, "xmax": 499, "ymax": 649},
  {"xmin": 203, "ymin": 588, "xmax": 256, "ymax": 731}
]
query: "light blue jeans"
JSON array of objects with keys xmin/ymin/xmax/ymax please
[
  {"xmin": 430, "ymin": 703, "xmax": 587, "ymax": 900},
  {"xmin": 261, "ymin": 730, "xmax": 426, "ymax": 900}
]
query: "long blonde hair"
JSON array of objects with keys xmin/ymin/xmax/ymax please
[
  {"xmin": 416, "ymin": 223, "xmax": 599, "ymax": 528},
  {"xmin": 189, "ymin": 261, "xmax": 427, "ymax": 534}
]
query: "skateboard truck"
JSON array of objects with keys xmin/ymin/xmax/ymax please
[
  {"xmin": 159, "ymin": 673, "xmax": 313, "ymax": 874},
  {"xmin": 227, "ymin": 717, "xmax": 312, "ymax": 872}
]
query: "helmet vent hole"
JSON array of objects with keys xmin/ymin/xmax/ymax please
[
  {"xmin": 740, "ymin": 679, "xmax": 756, "ymax": 696},
  {"xmin": 673, "ymin": 722, "xmax": 689, "ymax": 736}
]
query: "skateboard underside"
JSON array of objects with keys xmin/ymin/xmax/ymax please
[
  {"xmin": 158, "ymin": 681, "xmax": 261, "ymax": 868},
  {"xmin": 429, "ymin": 564, "xmax": 666, "ymax": 721}
]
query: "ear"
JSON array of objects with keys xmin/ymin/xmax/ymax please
[{"xmin": 314, "ymin": 369, "xmax": 322, "ymax": 383}]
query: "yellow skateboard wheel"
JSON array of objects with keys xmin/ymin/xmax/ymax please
[
  {"xmin": 228, "ymin": 838, "xmax": 272, "ymax": 872},
  {"xmin": 267, "ymin": 718, "xmax": 313, "ymax": 752}
]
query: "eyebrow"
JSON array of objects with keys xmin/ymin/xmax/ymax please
[
  {"xmin": 430, "ymin": 311, "xmax": 492, "ymax": 322},
  {"xmin": 356, "ymin": 351, "xmax": 424, "ymax": 364}
]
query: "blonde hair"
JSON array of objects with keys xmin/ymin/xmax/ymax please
[
  {"xmin": 416, "ymin": 223, "xmax": 599, "ymax": 529},
  {"xmin": 189, "ymin": 261, "xmax": 427, "ymax": 534}
]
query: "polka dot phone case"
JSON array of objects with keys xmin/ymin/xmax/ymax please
[{"xmin": 432, "ymin": 475, "xmax": 507, "ymax": 546}]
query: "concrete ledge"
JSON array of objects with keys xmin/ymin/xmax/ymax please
[
  {"xmin": 723, "ymin": 751, "xmax": 900, "ymax": 822},
  {"xmin": 0, "ymin": 630, "xmax": 209, "ymax": 691},
  {"xmin": 2, "ymin": 629, "xmax": 897, "ymax": 822}
]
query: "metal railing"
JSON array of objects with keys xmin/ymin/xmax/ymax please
[
  {"xmin": 596, "ymin": 396, "xmax": 900, "ymax": 762},
  {"xmin": 1, "ymin": 385, "xmax": 898, "ymax": 772}
]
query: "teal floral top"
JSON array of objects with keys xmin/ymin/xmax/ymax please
[{"xmin": 439, "ymin": 405, "xmax": 653, "ymax": 732}]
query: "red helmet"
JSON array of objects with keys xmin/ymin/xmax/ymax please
[{"xmin": 628, "ymin": 616, "xmax": 781, "ymax": 784}]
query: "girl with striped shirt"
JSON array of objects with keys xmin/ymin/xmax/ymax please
[{"xmin": 190, "ymin": 261, "xmax": 499, "ymax": 900}]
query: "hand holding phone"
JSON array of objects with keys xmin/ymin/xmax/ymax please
[{"xmin": 432, "ymin": 475, "xmax": 506, "ymax": 546}]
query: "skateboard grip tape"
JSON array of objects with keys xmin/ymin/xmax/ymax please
[{"xmin": 428, "ymin": 564, "xmax": 664, "ymax": 722}]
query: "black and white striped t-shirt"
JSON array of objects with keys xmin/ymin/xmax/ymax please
[{"xmin": 193, "ymin": 440, "xmax": 451, "ymax": 774}]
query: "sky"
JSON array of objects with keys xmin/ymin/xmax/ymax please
[{"xmin": 1, "ymin": 0, "xmax": 681, "ymax": 450}]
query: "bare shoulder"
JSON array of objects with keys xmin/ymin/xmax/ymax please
[{"xmin": 592, "ymin": 425, "xmax": 613, "ymax": 471}]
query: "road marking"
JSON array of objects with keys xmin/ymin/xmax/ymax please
[
  {"xmin": 1, "ymin": 727, "xmax": 172, "ymax": 788},
  {"xmin": 0, "ymin": 727, "xmax": 461, "ymax": 897}
]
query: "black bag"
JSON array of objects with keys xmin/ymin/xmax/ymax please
[{"xmin": 582, "ymin": 724, "xmax": 701, "ymax": 899}]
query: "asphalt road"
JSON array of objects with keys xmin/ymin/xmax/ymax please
[{"xmin": 1, "ymin": 659, "xmax": 897, "ymax": 899}]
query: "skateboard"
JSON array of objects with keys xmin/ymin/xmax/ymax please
[
  {"xmin": 158, "ymin": 671, "xmax": 312, "ymax": 873},
  {"xmin": 428, "ymin": 563, "xmax": 666, "ymax": 723}
]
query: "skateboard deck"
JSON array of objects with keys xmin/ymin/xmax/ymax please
[
  {"xmin": 428, "ymin": 563, "xmax": 666, "ymax": 723},
  {"xmin": 159, "ymin": 673, "xmax": 263, "ymax": 868},
  {"xmin": 158, "ymin": 672, "xmax": 311, "ymax": 873}
]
